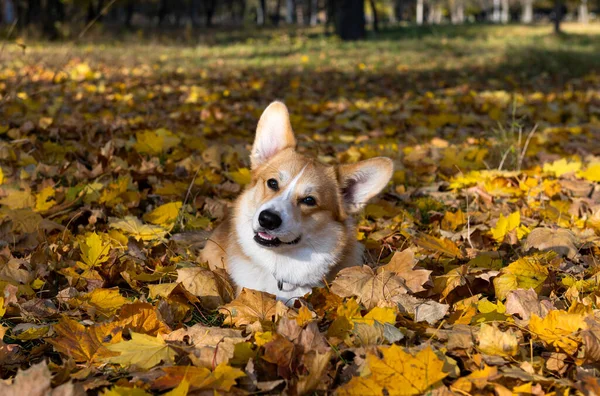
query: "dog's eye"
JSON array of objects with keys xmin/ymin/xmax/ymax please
[
  {"xmin": 267, "ymin": 178, "xmax": 279, "ymax": 191},
  {"xmin": 300, "ymin": 196, "xmax": 317, "ymax": 206}
]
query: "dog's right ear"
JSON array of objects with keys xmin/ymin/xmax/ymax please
[{"xmin": 251, "ymin": 101, "xmax": 296, "ymax": 169}]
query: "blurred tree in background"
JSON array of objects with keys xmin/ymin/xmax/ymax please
[{"xmin": 0, "ymin": 0, "xmax": 596, "ymax": 39}]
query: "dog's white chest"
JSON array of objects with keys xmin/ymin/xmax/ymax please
[{"xmin": 226, "ymin": 254, "xmax": 315, "ymax": 301}]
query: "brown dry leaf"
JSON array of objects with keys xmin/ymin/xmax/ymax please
[
  {"xmin": 165, "ymin": 324, "xmax": 247, "ymax": 367},
  {"xmin": 413, "ymin": 233, "xmax": 465, "ymax": 259},
  {"xmin": 477, "ymin": 323, "xmax": 519, "ymax": 357},
  {"xmin": 296, "ymin": 351, "xmax": 332, "ymax": 394},
  {"xmin": 48, "ymin": 318, "xmax": 121, "ymax": 364},
  {"xmin": 154, "ymin": 364, "xmax": 245, "ymax": 391},
  {"xmin": 176, "ymin": 267, "xmax": 234, "ymax": 309},
  {"xmin": 396, "ymin": 294, "xmax": 449, "ymax": 325},
  {"xmin": 524, "ymin": 227, "xmax": 579, "ymax": 259},
  {"xmin": 582, "ymin": 316, "xmax": 600, "ymax": 363},
  {"xmin": 505, "ymin": 288, "xmax": 553, "ymax": 322},
  {"xmin": 0, "ymin": 362, "xmax": 58, "ymax": 396},
  {"xmin": 381, "ymin": 248, "xmax": 432, "ymax": 293},
  {"xmin": 331, "ymin": 265, "xmax": 407, "ymax": 310},
  {"xmin": 263, "ymin": 334, "xmax": 295, "ymax": 369},
  {"xmin": 219, "ymin": 288, "xmax": 288, "ymax": 327},
  {"xmin": 116, "ymin": 302, "xmax": 171, "ymax": 336}
]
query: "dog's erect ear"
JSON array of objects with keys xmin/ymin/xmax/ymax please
[
  {"xmin": 251, "ymin": 101, "xmax": 296, "ymax": 169},
  {"xmin": 338, "ymin": 157, "xmax": 393, "ymax": 214}
]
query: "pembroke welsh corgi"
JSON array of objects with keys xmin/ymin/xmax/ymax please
[{"xmin": 201, "ymin": 101, "xmax": 393, "ymax": 302}]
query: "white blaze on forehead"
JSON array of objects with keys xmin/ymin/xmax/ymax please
[{"xmin": 281, "ymin": 165, "xmax": 308, "ymax": 200}]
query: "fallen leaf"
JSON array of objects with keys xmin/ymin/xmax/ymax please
[
  {"xmin": 338, "ymin": 345, "xmax": 449, "ymax": 395},
  {"xmin": 523, "ymin": 227, "xmax": 578, "ymax": 259},
  {"xmin": 529, "ymin": 310, "xmax": 587, "ymax": 354},
  {"xmin": 106, "ymin": 332, "xmax": 176, "ymax": 370},
  {"xmin": 219, "ymin": 288, "xmax": 288, "ymax": 327},
  {"xmin": 478, "ymin": 323, "xmax": 518, "ymax": 357}
]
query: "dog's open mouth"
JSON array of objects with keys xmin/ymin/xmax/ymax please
[{"xmin": 254, "ymin": 232, "xmax": 301, "ymax": 247}]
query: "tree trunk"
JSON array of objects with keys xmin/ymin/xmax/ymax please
[
  {"xmin": 204, "ymin": 0, "xmax": 217, "ymax": 26},
  {"xmin": 335, "ymin": 0, "xmax": 365, "ymax": 41},
  {"xmin": 257, "ymin": 0, "xmax": 266, "ymax": 25},
  {"xmin": 521, "ymin": 0, "xmax": 533, "ymax": 22},
  {"xmin": 286, "ymin": 0, "xmax": 295, "ymax": 23},
  {"xmin": 578, "ymin": 0, "xmax": 589, "ymax": 23},
  {"xmin": 368, "ymin": 0, "xmax": 378, "ymax": 31},
  {"xmin": 451, "ymin": 0, "xmax": 465, "ymax": 23},
  {"xmin": 554, "ymin": 0, "xmax": 562, "ymax": 33},
  {"xmin": 501, "ymin": 0, "xmax": 509, "ymax": 22},
  {"xmin": 125, "ymin": 1, "xmax": 135, "ymax": 28},
  {"xmin": 238, "ymin": 0, "xmax": 246, "ymax": 21},
  {"xmin": 394, "ymin": 0, "xmax": 403, "ymax": 22},
  {"xmin": 416, "ymin": 0, "xmax": 424, "ymax": 25},
  {"xmin": 97, "ymin": 0, "xmax": 105, "ymax": 21},
  {"xmin": 492, "ymin": 0, "xmax": 500, "ymax": 21},
  {"xmin": 158, "ymin": 0, "xmax": 168, "ymax": 25},
  {"xmin": 309, "ymin": 0, "xmax": 318, "ymax": 25}
]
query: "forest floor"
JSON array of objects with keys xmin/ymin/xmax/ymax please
[{"xmin": 0, "ymin": 23, "xmax": 600, "ymax": 394}]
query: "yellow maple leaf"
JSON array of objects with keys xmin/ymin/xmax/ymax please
[
  {"xmin": 109, "ymin": 216, "xmax": 167, "ymax": 241},
  {"xmin": 493, "ymin": 253, "xmax": 552, "ymax": 300},
  {"xmin": 478, "ymin": 323, "xmax": 518, "ymax": 357},
  {"xmin": 296, "ymin": 305, "xmax": 314, "ymax": 326},
  {"xmin": 164, "ymin": 379, "xmax": 189, "ymax": 396},
  {"xmin": 529, "ymin": 310, "xmax": 586, "ymax": 354},
  {"xmin": 338, "ymin": 345, "xmax": 448, "ymax": 395},
  {"xmin": 143, "ymin": 201, "xmax": 182, "ymax": 227},
  {"xmin": 156, "ymin": 364, "xmax": 245, "ymax": 391},
  {"xmin": 101, "ymin": 386, "xmax": 151, "ymax": 396},
  {"xmin": 337, "ymin": 298, "xmax": 362, "ymax": 321},
  {"xmin": 543, "ymin": 158, "xmax": 582, "ymax": 177},
  {"xmin": 34, "ymin": 186, "xmax": 56, "ymax": 212},
  {"xmin": 78, "ymin": 232, "xmax": 111, "ymax": 268},
  {"xmin": 0, "ymin": 188, "xmax": 35, "ymax": 209},
  {"xmin": 219, "ymin": 288, "xmax": 288, "ymax": 327},
  {"xmin": 69, "ymin": 288, "xmax": 129, "ymax": 319},
  {"xmin": 578, "ymin": 162, "xmax": 600, "ymax": 182},
  {"xmin": 227, "ymin": 168, "xmax": 252, "ymax": 185},
  {"xmin": 254, "ymin": 331, "xmax": 273, "ymax": 347},
  {"xmin": 490, "ymin": 211, "xmax": 521, "ymax": 243},
  {"xmin": 48, "ymin": 317, "xmax": 121, "ymax": 364},
  {"xmin": 413, "ymin": 233, "xmax": 464, "ymax": 258},
  {"xmin": 99, "ymin": 176, "xmax": 130, "ymax": 206},
  {"xmin": 134, "ymin": 128, "xmax": 181, "ymax": 155},
  {"xmin": 106, "ymin": 332, "xmax": 176, "ymax": 370},
  {"xmin": 354, "ymin": 306, "xmax": 397, "ymax": 326}
]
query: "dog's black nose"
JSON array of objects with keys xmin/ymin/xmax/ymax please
[{"xmin": 258, "ymin": 210, "xmax": 282, "ymax": 230}]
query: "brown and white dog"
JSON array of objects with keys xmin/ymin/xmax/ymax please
[{"xmin": 201, "ymin": 101, "xmax": 393, "ymax": 302}]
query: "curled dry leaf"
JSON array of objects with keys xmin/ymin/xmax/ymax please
[
  {"xmin": 331, "ymin": 250, "xmax": 431, "ymax": 309},
  {"xmin": 523, "ymin": 227, "xmax": 579, "ymax": 259},
  {"xmin": 176, "ymin": 266, "xmax": 234, "ymax": 309},
  {"xmin": 219, "ymin": 288, "xmax": 288, "ymax": 327},
  {"xmin": 477, "ymin": 323, "xmax": 519, "ymax": 357}
]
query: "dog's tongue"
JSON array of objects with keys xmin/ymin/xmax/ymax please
[{"xmin": 258, "ymin": 232, "xmax": 276, "ymax": 240}]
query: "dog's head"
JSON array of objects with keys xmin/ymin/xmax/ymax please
[{"xmin": 236, "ymin": 101, "xmax": 393, "ymax": 254}]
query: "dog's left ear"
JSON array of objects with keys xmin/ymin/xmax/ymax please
[
  {"xmin": 251, "ymin": 101, "xmax": 296, "ymax": 169},
  {"xmin": 338, "ymin": 157, "xmax": 393, "ymax": 213}
]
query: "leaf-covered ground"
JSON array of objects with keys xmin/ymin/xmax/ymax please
[{"xmin": 1, "ymin": 24, "xmax": 600, "ymax": 395}]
